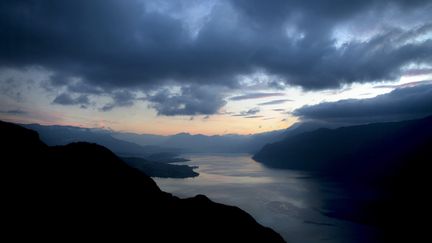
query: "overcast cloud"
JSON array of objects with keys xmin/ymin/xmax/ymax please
[
  {"xmin": 293, "ymin": 84, "xmax": 432, "ymax": 124},
  {"xmin": 1, "ymin": 0, "xmax": 432, "ymax": 115}
]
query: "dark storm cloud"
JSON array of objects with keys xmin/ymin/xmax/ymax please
[
  {"xmin": 52, "ymin": 93, "xmax": 89, "ymax": 106},
  {"xmin": 245, "ymin": 115, "xmax": 264, "ymax": 119},
  {"xmin": 227, "ymin": 0, "xmax": 432, "ymax": 89},
  {"xmin": 1, "ymin": 0, "xmax": 432, "ymax": 114},
  {"xmin": 230, "ymin": 0, "xmax": 431, "ymax": 24},
  {"xmin": 258, "ymin": 99, "xmax": 292, "ymax": 106},
  {"xmin": 0, "ymin": 0, "xmax": 244, "ymax": 90},
  {"xmin": 0, "ymin": 109, "xmax": 27, "ymax": 115},
  {"xmin": 101, "ymin": 91, "xmax": 136, "ymax": 112},
  {"xmin": 402, "ymin": 68, "xmax": 432, "ymax": 76},
  {"xmin": 232, "ymin": 107, "xmax": 260, "ymax": 117},
  {"xmin": 293, "ymin": 84, "xmax": 432, "ymax": 124},
  {"xmin": 146, "ymin": 86, "xmax": 227, "ymax": 116},
  {"xmin": 230, "ymin": 93, "xmax": 285, "ymax": 101},
  {"xmin": 67, "ymin": 82, "xmax": 105, "ymax": 95}
]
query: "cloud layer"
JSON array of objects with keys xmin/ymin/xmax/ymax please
[
  {"xmin": 258, "ymin": 99, "xmax": 292, "ymax": 106},
  {"xmin": 53, "ymin": 93, "xmax": 89, "ymax": 106},
  {"xmin": 147, "ymin": 86, "xmax": 227, "ymax": 116},
  {"xmin": 293, "ymin": 84, "xmax": 432, "ymax": 124},
  {"xmin": 1, "ymin": 0, "xmax": 432, "ymax": 115}
]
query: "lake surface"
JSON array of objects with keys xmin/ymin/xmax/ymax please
[{"xmin": 154, "ymin": 153, "xmax": 375, "ymax": 243}]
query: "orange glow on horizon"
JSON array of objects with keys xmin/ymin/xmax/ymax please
[{"xmin": 1, "ymin": 112, "xmax": 297, "ymax": 136}]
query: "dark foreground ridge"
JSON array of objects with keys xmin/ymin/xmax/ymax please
[{"xmin": 1, "ymin": 121, "xmax": 285, "ymax": 242}]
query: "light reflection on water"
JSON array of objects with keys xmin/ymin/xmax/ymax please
[{"xmin": 153, "ymin": 153, "xmax": 374, "ymax": 243}]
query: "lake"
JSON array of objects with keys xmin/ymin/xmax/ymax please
[{"xmin": 154, "ymin": 153, "xmax": 376, "ymax": 243}]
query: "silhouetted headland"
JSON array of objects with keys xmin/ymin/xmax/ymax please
[
  {"xmin": 254, "ymin": 115, "xmax": 432, "ymax": 242},
  {"xmin": 121, "ymin": 156, "xmax": 198, "ymax": 178},
  {"xmin": 1, "ymin": 120, "xmax": 285, "ymax": 242}
]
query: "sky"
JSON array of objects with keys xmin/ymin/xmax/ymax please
[{"xmin": 1, "ymin": 0, "xmax": 431, "ymax": 135}]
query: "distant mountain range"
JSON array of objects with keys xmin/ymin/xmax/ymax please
[
  {"xmin": 22, "ymin": 121, "xmax": 337, "ymax": 155},
  {"xmin": 114, "ymin": 129, "xmax": 287, "ymax": 153},
  {"xmin": 114, "ymin": 121, "xmax": 338, "ymax": 154},
  {"xmin": 1, "ymin": 120, "xmax": 285, "ymax": 242},
  {"xmin": 21, "ymin": 123, "xmax": 287, "ymax": 154}
]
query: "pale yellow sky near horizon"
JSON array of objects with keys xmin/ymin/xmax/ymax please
[{"xmin": 0, "ymin": 66, "xmax": 431, "ymax": 136}]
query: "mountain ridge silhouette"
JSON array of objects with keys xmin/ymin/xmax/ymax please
[{"xmin": 1, "ymin": 120, "xmax": 285, "ymax": 242}]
